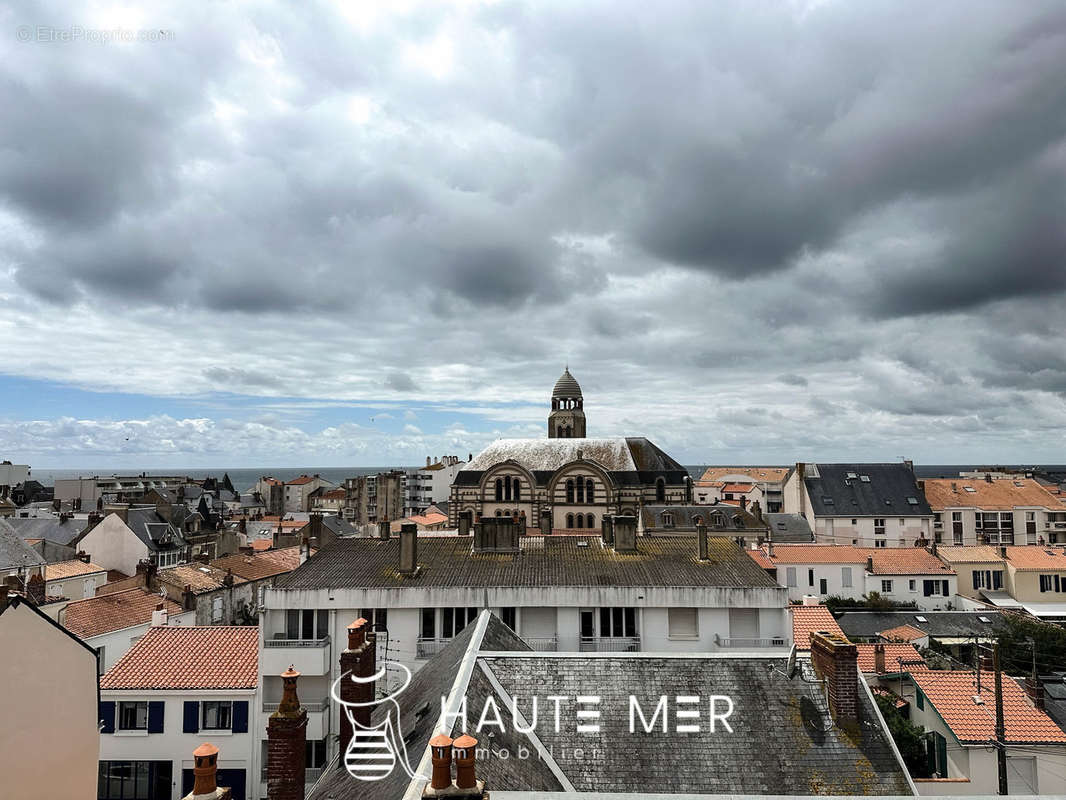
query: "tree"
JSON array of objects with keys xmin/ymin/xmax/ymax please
[
  {"xmin": 822, "ymin": 592, "xmax": 918, "ymax": 614},
  {"xmin": 875, "ymin": 694, "xmax": 930, "ymax": 778},
  {"xmin": 996, "ymin": 612, "xmax": 1066, "ymax": 676}
]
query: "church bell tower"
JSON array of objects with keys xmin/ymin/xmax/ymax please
[{"xmin": 548, "ymin": 367, "xmax": 586, "ymax": 439}]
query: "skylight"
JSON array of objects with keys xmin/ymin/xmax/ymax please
[
  {"xmin": 964, "ymin": 486, "xmax": 977, "ymax": 492},
  {"xmin": 860, "ymin": 475, "xmax": 871, "ymax": 482},
  {"xmin": 823, "ymin": 497, "xmax": 835, "ymax": 505},
  {"xmin": 914, "ymin": 615, "xmax": 928, "ymax": 623},
  {"xmin": 907, "ymin": 497, "xmax": 919, "ymax": 505},
  {"xmin": 978, "ymin": 616, "xmax": 991, "ymax": 623}
]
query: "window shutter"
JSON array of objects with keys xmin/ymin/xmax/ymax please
[
  {"xmin": 232, "ymin": 700, "xmax": 249, "ymax": 733},
  {"xmin": 147, "ymin": 701, "xmax": 165, "ymax": 733},
  {"xmin": 942, "ymin": 580, "xmax": 949, "ymax": 597},
  {"xmin": 972, "ymin": 572, "xmax": 980, "ymax": 590},
  {"xmin": 99, "ymin": 701, "xmax": 115, "ymax": 734},
  {"xmin": 183, "ymin": 701, "xmax": 200, "ymax": 733}
]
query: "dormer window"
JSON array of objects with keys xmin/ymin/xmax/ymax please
[{"xmin": 662, "ymin": 512, "xmax": 675, "ymax": 528}]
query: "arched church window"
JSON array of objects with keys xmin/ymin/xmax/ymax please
[
  {"xmin": 504, "ymin": 476, "xmax": 512, "ymax": 502},
  {"xmin": 495, "ymin": 510, "xmax": 502, "ymax": 517},
  {"xmin": 566, "ymin": 479, "xmax": 574, "ymax": 503},
  {"xmin": 557, "ymin": 426, "xmax": 563, "ymax": 437},
  {"xmin": 576, "ymin": 514, "xmax": 584, "ymax": 528},
  {"xmin": 495, "ymin": 478, "xmax": 503, "ymax": 502},
  {"xmin": 586, "ymin": 513, "xmax": 595, "ymax": 529},
  {"xmin": 585, "ymin": 479, "xmax": 594, "ymax": 503},
  {"xmin": 512, "ymin": 477, "xmax": 521, "ymax": 502},
  {"xmin": 655, "ymin": 479, "xmax": 666, "ymax": 503},
  {"xmin": 566, "ymin": 513, "xmax": 574, "ymax": 528},
  {"xmin": 576, "ymin": 478, "xmax": 584, "ymax": 503}
]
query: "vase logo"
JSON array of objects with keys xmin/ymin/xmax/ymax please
[{"xmin": 331, "ymin": 662, "xmax": 428, "ymax": 783}]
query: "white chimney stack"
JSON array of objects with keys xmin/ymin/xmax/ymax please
[{"xmin": 151, "ymin": 602, "xmax": 168, "ymax": 626}]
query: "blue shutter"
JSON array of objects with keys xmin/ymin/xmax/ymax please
[
  {"xmin": 147, "ymin": 701, "xmax": 165, "ymax": 733},
  {"xmin": 183, "ymin": 701, "xmax": 200, "ymax": 733},
  {"xmin": 99, "ymin": 701, "xmax": 115, "ymax": 734},
  {"xmin": 232, "ymin": 700, "xmax": 248, "ymax": 733}
]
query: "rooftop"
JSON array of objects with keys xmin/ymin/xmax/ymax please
[
  {"xmin": 855, "ymin": 643, "xmax": 925, "ymax": 673},
  {"xmin": 62, "ymin": 588, "xmax": 183, "ymax": 639},
  {"xmin": 43, "ymin": 559, "xmax": 106, "ymax": 581},
  {"xmin": 765, "ymin": 513, "xmax": 815, "ymax": 542},
  {"xmin": 211, "ymin": 545, "xmax": 303, "ymax": 582},
  {"xmin": 459, "ymin": 437, "xmax": 686, "ymax": 477},
  {"xmin": 1001, "ymin": 545, "xmax": 1066, "ymax": 571},
  {"xmin": 0, "ymin": 515, "xmax": 88, "ymax": 546},
  {"xmin": 762, "ymin": 545, "xmax": 954, "ymax": 575},
  {"xmin": 804, "ymin": 463, "xmax": 932, "ymax": 517},
  {"xmin": 789, "ymin": 605, "xmax": 844, "ymax": 650},
  {"xmin": 935, "ymin": 545, "xmax": 1005, "ymax": 564},
  {"xmin": 923, "ymin": 477, "xmax": 1063, "ymax": 510},
  {"xmin": 552, "ymin": 367, "xmax": 582, "ymax": 398},
  {"xmin": 835, "ymin": 611, "xmax": 1006, "ymax": 641},
  {"xmin": 100, "ymin": 625, "xmax": 258, "ymax": 690},
  {"xmin": 0, "ymin": 523, "xmax": 46, "ymax": 571},
  {"xmin": 878, "ymin": 624, "xmax": 927, "ymax": 643},
  {"xmin": 158, "ymin": 562, "xmax": 246, "ymax": 594},
  {"xmin": 908, "ymin": 668, "xmax": 1066, "ymax": 745},
  {"xmin": 275, "ymin": 534, "xmax": 781, "ymax": 591},
  {"xmin": 698, "ymin": 466, "xmax": 791, "ymax": 483}
]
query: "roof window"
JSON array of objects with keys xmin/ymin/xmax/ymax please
[
  {"xmin": 860, "ymin": 475, "xmax": 871, "ymax": 482},
  {"xmin": 914, "ymin": 615, "xmax": 928, "ymax": 623}
]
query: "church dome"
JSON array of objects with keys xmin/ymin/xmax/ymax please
[{"xmin": 552, "ymin": 368, "xmax": 582, "ymax": 398}]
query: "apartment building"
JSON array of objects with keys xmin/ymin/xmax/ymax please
[
  {"xmin": 938, "ymin": 544, "xmax": 1066, "ymax": 621},
  {"xmin": 342, "ymin": 470, "xmax": 405, "ymax": 525},
  {"xmin": 258, "ymin": 518, "xmax": 788, "ymax": 782},
  {"xmin": 405, "ymin": 454, "xmax": 466, "ymax": 516},
  {"xmin": 694, "ymin": 467, "xmax": 790, "ymax": 511},
  {"xmin": 922, "ymin": 476, "xmax": 1066, "ymax": 545},
  {"xmin": 282, "ymin": 474, "xmax": 334, "ymax": 513},
  {"xmin": 783, "ymin": 462, "xmax": 933, "ymax": 547}
]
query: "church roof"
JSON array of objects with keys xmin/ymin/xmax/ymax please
[
  {"xmin": 459, "ymin": 437, "xmax": 685, "ymax": 476},
  {"xmin": 551, "ymin": 367, "xmax": 582, "ymax": 398}
]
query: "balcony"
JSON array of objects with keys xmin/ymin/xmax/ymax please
[
  {"xmin": 417, "ymin": 637, "xmax": 450, "ymax": 659},
  {"xmin": 579, "ymin": 636, "xmax": 640, "ymax": 652},
  {"xmin": 714, "ymin": 634, "xmax": 787, "ymax": 648},
  {"xmin": 521, "ymin": 636, "xmax": 558, "ymax": 652},
  {"xmin": 262, "ymin": 635, "xmax": 331, "ymax": 675}
]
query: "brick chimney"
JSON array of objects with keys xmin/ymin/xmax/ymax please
[
  {"xmin": 26, "ymin": 572, "xmax": 46, "ymax": 605},
  {"xmin": 338, "ymin": 618, "xmax": 377, "ymax": 756},
  {"xmin": 1025, "ymin": 676, "xmax": 1046, "ymax": 711},
  {"xmin": 399, "ymin": 523, "xmax": 419, "ymax": 575},
  {"xmin": 182, "ymin": 742, "xmax": 232, "ymax": 800},
  {"xmin": 267, "ymin": 666, "xmax": 307, "ymax": 800},
  {"xmin": 378, "ymin": 519, "xmax": 391, "ymax": 540},
  {"xmin": 696, "ymin": 521, "xmax": 709, "ymax": 561},
  {"xmin": 873, "ymin": 643, "xmax": 886, "ymax": 674},
  {"xmin": 809, "ymin": 631, "xmax": 860, "ymax": 730},
  {"xmin": 613, "ymin": 515, "xmax": 637, "ymax": 553}
]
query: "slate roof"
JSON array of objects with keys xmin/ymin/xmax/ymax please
[
  {"xmin": 43, "ymin": 560, "xmax": 106, "ymax": 581},
  {"xmin": 805, "ymin": 463, "xmax": 932, "ymax": 517},
  {"xmin": 0, "ymin": 515, "xmax": 88, "ymax": 546},
  {"xmin": 274, "ymin": 535, "xmax": 780, "ymax": 591},
  {"xmin": 908, "ymin": 668, "xmax": 1066, "ymax": 744},
  {"xmin": 0, "ymin": 523, "xmax": 47, "ymax": 570},
  {"xmin": 62, "ymin": 588, "xmax": 184, "ymax": 638},
  {"xmin": 640, "ymin": 504, "xmax": 766, "ymax": 533},
  {"xmin": 123, "ymin": 508, "xmax": 187, "ymax": 553},
  {"xmin": 790, "ymin": 605, "xmax": 844, "ymax": 650},
  {"xmin": 456, "ymin": 437, "xmax": 688, "ymax": 486},
  {"xmin": 923, "ymin": 477, "xmax": 1063, "ymax": 510},
  {"xmin": 211, "ymin": 545, "xmax": 303, "ymax": 582},
  {"xmin": 310, "ymin": 611, "xmax": 912, "ymax": 798},
  {"xmin": 100, "ymin": 626, "xmax": 258, "ymax": 690},
  {"xmin": 835, "ymin": 611, "xmax": 1006, "ymax": 641},
  {"xmin": 765, "ymin": 512, "xmax": 814, "ymax": 542}
]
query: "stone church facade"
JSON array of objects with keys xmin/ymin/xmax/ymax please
[{"xmin": 448, "ymin": 369, "xmax": 692, "ymax": 532}]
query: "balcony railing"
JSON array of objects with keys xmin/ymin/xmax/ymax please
[
  {"xmin": 264, "ymin": 635, "xmax": 330, "ymax": 648},
  {"xmin": 263, "ymin": 697, "xmax": 329, "ymax": 713},
  {"xmin": 417, "ymin": 637, "xmax": 451, "ymax": 659},
  {"xmin": 715, "ymin": 634, "xmax": 787, "ymax": 648},
  {"xmin": 579, "ymin": 635, "xmax": 640, "ymax": 652},
  {"xmin": 521, "ymin": 636, "xmax": 558, "ymax": 651}
]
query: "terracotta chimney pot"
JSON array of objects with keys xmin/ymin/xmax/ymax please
[
  {"xmin": 429, "ymin": 734, "xmax": 454, "ymax": 790},
  {"xmin": 453, "ymin": 735, "xmax": 479, "ymax": 790}
]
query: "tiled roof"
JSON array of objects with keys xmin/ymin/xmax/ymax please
[
  {"xmin": 158, "ymin": 563, "xmax": 248, "ymax": 594},
  {"xmin": 720, "ymin": 482, "xmax": 755, "ymax": 493},
  {"xmin": 43, "ymin": 560, "xmax": 106, "ymax": 580},
  {"xmin": 935, "ymin": 545, "xmax": 1005, "ymax": 564},
  {"xmin": 62, "ymin": 588, "xmax": 183, "ymax": 639},
  {"xmin": 764, "ymin": 544, "xmax": 870, "ymax": 564},
  {"xmin": 909, "ymin": 669, "xmax": 1066, "ymax": 744},
  {"xmin": 275, "ymin": 535, "xmax": 781, "ymax": 591},
  {"xmin": 747, "ymin": 549, "xmax": 775, "ymax": 569},
  {"xmin": 855, "ymin": 643, "xmax": 924, "ymax": 673},
  {"xmin": 320, "ymin": 489, "xmax": 346, "ymax": 499},
  {"xmin": 250, "ymin": 539, "xmax": 273, "ymax": 551},
  {"xmin": 100, "ymin": 626, "xmax": 258, "ymax": 690},
  {"xmin": 879, "ymin": 624, "xmax": 927, "ymax": 642},
  {"xmin": 286, "ymin": 476, "xmax": 315, "ymax": 485},
  {"xmin": 1003, "ymin": 545, "xmax": 1066, "ymax": 571},
  {"xmin": 697, "ymin": 466, "xmax": 790, "ymax": 483},
  {"xmin": 409, "ymin": 512, "xmax": 448, "ymax": 526},
  {"xmin": 211, "ymin": 545, "xmax": 303, "ymax": 582},
  {"xmin": 923, "ymin": 478, "xmax": 1061, "ymax": 510},
  {"xmin": 789, "ymin": 605, "xmax": 843, "ymax": 650},
  {"xmin": 868, "ymin": 548, "xmax": 955, "ymax": 576}
]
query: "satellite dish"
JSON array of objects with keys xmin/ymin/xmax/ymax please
[{"xmin": 786, "ymin": 643, "xmax": 797, "ymax": 679}]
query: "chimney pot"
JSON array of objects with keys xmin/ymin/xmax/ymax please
[
  {"xmin": 452, "ymin": 735, "xmax": 479, "ymax": 790},
  {"xmin": 429, "ymin": 734, "xmax": 454, "ymax": 790},
  {"xmin": 874, "ymin": 643, "xmax": 886, "ymax": 674},
  {"xmin": 190, "ymin": 742, "xmax": 220, "ymax": 797},
  {"xmin": 347, "ymin": 617, "xmax": 368, "ymax": 650}
]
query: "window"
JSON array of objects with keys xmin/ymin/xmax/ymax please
[
  {"xmin": 599, "ymin": 607, "xmax": 637, "ymax": 638},
  {"xmin": 1040, "ymin": 574, "xmax": 1054, "ymax": 593},
  {"xmin": 440, "ymin": 607, "xmax": 478, "ymax": 639},
  {"xmin": 156, "ymin": 550, "xmax": 180, "ymax": 568},
  {"xmin": 420, "ymin": 608, "xmax": 436, "ymax": 639},
  {"xmin": 202, "ymin": 701, "xmax": 232, "ymax": 730},
  {"xmin": 306, "ymin": 739, "xmax": 328, "ymax": 769},
  {"xmin": 285, "ymin": 609, "xmax": 329, "ymax": 640},
  {"xmin": 972, "ymin": 570, "xmax": 1003, "ymax": 591},
  {"xmin": 96, "ymin": 646, "xmax": 107, "ymax": 675},
  {"xmin": 359, "ymin": 608, "xmax": 388, "ymax": 632},
  {"xmin": 881, "ymin": 580, "xmax": 893, "ymax": 593},
  {"xmin": 786, "ymin": 567, "xmax": 797, "ymax": 588},
  {"xmin": 808, "ymin": 569, "xmax": 815, "ymax": 587},
  {"xmin": 500, "ymin": 607, "xmax": 516, "ymax": 631},
  {"xmin": 668, "ymin": 608, "xmax": 698, "ymax": 639},
  {"xmin": 98, "ymin": 761, "xmax": 171, "ymax": 800},
  {"xmin": 495, "ymin": 479, "xmax": 503, "ymax": 502},
  {"xmin": 576, "ymin": 479, "xmax": 585, "ymax": 503},
  {"xmin": 655, "ymin": 479, "xmax": 666, "ymax": 503},
  {"xmin": 841, "ymin": 567, "xmax": 852, "ymax": 588},
  {"xmin": 566, "ymin": 513, "xmax": 574, "ymax": 528},
  {"xmin": 586, "ymin": 513, "xmax": 595, "ymax": 529},
  {"xmin": 874, "ymin": 518, "xmax": 886, "ymax": 537},
  {"xmin": 874, "ymin": 539, "xmax": 887, "ymax": 548},
  {"xmin": 211, "ymin": 595, "xmax": 223, "ymax": 623},
  {"xmin": 512, "ymin": 477, "xmax": 521, "ymax": 503},
  {"xmin": 118, "ymin": 701, "xmax": 148, "ymax": 731},
  {"xmin": 576, "ymin": 514, "xmax": 584, "ymax": 528},
  {"xmin": 851, "ymin": 519, "xmax": 857, "ymax": 525},
  {"xmin": 662, "ymin": 512, "xmax": 674, "ymax": 528},
  {"xmin": 566, "ymin": 479, "xmax": 575, "ymax": 503},
  {"xmin": 819, "ymin": 578, "xmax": 827, "ymax": 594},
  {"xmin": 585, "ymin": 479, "xmax": 594, "ymax": 503},
  {"xmin": 909, "ymin": 579, "xmax": 917, "ymax": 592}
]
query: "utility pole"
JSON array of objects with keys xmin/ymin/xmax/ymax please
[{"xmin": 993, "ymin": 640, "xmax": 1008, "ymax": 796}]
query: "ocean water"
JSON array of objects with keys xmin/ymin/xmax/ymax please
[{"xmin": 28, "ymin": 464, "xmax": 1066, "ymax": 493}]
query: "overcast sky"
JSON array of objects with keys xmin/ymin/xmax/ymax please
[{"xmin": 1, "ymin": 0, "xmax": 1064, "ymax": 469}]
